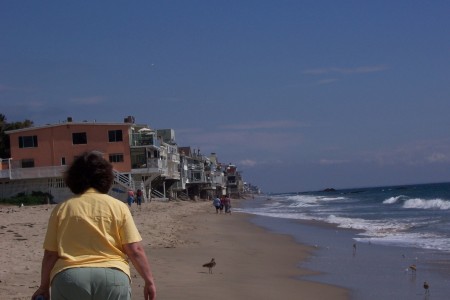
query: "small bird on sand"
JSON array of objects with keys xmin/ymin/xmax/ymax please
[
  {"xmin": 409, "ymin": 264, "xmax": 417, "ymax": 273},
  {"xmin": 202, "ymin": 258, "xmax": 216, "ymax": 274},
  {"xmin": 423, "ymin": 281, "xmax": 430, "ymax": 294}
]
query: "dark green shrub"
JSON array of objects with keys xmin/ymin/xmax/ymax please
[{"xmin": 0, "ymin": 191, "xmax": 53, "ymax": 206}]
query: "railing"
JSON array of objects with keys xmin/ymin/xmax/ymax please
[
  {"xmin": 130, "ymin": 132, "xmax": 160, "ymax": 147},
  {"xmin": 189, "ymin": 173, "xmax": 207, "ymax": 183},
  {"xmin": 169, "ymin": 171, "xmax": 181, "ymax": 180},
  {"xmin": 212, "ymin": 174, "xmax": 226, "ymax": 186},
  {"xmin": 188, "ymin": 164, "xmax": 204, "ymax": 170},
  {"xmin": 147, "ymin": 158, "xmax": 165, "ymax": 169},
  {"xmin": 0, "ymin": 169, "xmax": 10, "ymax": 179},
  {"xmin": 0, "ymin": 165, "xmax": 67, "ymax": 180},
  {"xmin": 131, "ymin": 158, "xmax": 166, "ymax": 175},
  {"xmin": 168, "ymin": 153, "xmax": 180, "ymax": 163},
  {"xmin": 113, "ymin": 170, "xmax": 135, "ymax": 191},
  {"xmin": 132, "ymin": 157, "xmax": 181, "ymax": 178}
]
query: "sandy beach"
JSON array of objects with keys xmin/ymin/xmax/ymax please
[{"xmin": 0, "ymin": 199, "xmax": 348, "ymax": 300}]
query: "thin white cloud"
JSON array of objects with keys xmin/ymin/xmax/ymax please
[
  {"xmin": 316, "ymin": 78, "xmax": 339, "ymax": 85},
  {"xmin": 427, "ymin": 153, "xmax": 450, "ymax": 163},
  {"xmin": 303, "ymin": 65, "xmax": 389, "ymax": 75},
  {"xmin": 318, "ymin": 159, "xmax": 349, "ymax": 165},
  {"xmin": 237, "ymin": 158, "xmax": 286, "ymax": 168},
  {"xmin": 362, "ymin": 139, "xmax": 450, "ymax": 166},
  {"xmin": 221, "ymin": 120, "xmax": 307, "ymax": 130},
  {"xmin": 178, "ymin": 129, "xmax": 304, "ymax": 155},
  {"xmin": 69, "ymin": 96, "xmax": 105, "ymax": 105},
  {"xmin": 174, "ymin": 127, "xmax": 204, "ymax": 135},
  {"xmin": 239, "ymin": 159, "xmax": 258, "ymax": 167}
]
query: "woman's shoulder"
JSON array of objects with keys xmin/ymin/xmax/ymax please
[{"xmin": 82, "ymin": 191, "xmax": 128, "ymax": 210}]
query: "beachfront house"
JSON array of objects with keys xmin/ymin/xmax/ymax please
[
  {"xmin": 208, "ymin": 152, "xmax": 227, "ymax": 197},
  {"xmin": 0, "ymin": 116, "xmax": 180, "ymax": 203},
  {"xmin": 169, "ymin": 147, "xmax": 226, "ymax": 200},
  {"xmin": 225, "ymin": 164, "xmax": 245, "ymax": 198}
]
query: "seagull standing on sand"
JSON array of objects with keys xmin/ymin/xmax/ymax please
[{"xmin": 203, "ymin": 258, "xmax": 216, "ymax": 274}]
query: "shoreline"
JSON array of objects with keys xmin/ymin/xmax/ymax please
[
  {"xmin": 0, "ymin": 199, "xmax": 349, "ymax": 300},
  {"xmin": 136, "ymin": 202, "xmax": 349, "ymax": 300},
  {"xmin": 245, "ymin": 206, "xmax": 450, "ymax": 299}
]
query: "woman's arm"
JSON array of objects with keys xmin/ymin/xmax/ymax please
[
  {"xmin": 123, "ymin": 242, "xmax": 156, "ymax": 300},
  {"xmin": 31, "ymin": 250, "xmax": 59, "ymax": 300}
]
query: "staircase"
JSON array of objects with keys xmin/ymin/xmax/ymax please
[
  {"xmin": 146, "ymin": 175, "xmax": 168, "ymax": 201},
  {"xmin": 113, "ymin": 170, "xmax": 135, "ymax": 191},
  {"xmin": 151, "ymin": 189, "xmax": 165, "ymax": 198},
  {"xmin": 112, "ymin": 170, "xmax": 172, "ymax": 201}
]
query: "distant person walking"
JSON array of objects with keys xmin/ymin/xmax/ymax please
[
  {"xmin": 212, "ymin": 196, "xmax": 221, "ymax": 214},
  {"xmin": 127, "ymin": 189, "xmax": 135, "ymax": 207},
  {"xmin": 223, "ymin": 195, "xmax": 231, "ymax": 214},
  {"xmin": 136, "ymin": 189, "xmax": 143, "ymax": 210},
  {"xmin": 219, "ymin": 196, "xmax": 225, "ymax": 213},
  {"xmin": 31, "ymin": 151, "xmax": 156, "ymax": 300}
]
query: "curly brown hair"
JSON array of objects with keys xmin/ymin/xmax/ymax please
[{"xmin": 64, "ymin": 151, "xmax": 114, "ymax": 194}]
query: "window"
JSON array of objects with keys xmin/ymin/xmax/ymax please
[
  {"xmin": 109, "ymin": 153, "xmax": 124, "ymax": 163},
  {"xmin": 228, "ymin": 175, "xmax": 236, "ymax": 184},
  {"xmin": 192, "ymin": 172, "xmax": 202, "ymax": 181},
  {"xmin": 21, "ymin": 159, "xmax": 35, "ymax": 168},
  {"xmin": 18, "ymin": 135, "xmax": 38, "ymax": 148},
  {"xmin": 72, "ymin": 132, "xmax": 87, "ymax": 144},
  {"xmin": 108, "ymin": 130, "xmax": 123, "ymax": 142},
  {"xmin": 61, "ymin": 157, "xmax": 66, "ymax": 165}
]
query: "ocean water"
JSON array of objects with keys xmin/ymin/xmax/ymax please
[
  {"xmin": 237, "ymin": 182, "xmax": 450, "ymax": 299},
  {"xmin": 240, "ymin": 182, "xmax": 450, "ymax": 253}
]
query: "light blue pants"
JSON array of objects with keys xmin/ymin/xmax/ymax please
[{"xmin": 51, "ymin": 267, "xmax": 131, "ymax": 300}]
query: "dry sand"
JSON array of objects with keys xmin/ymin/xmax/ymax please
[{"xmin": 0, "ymin": 200, "xmax": 349, "ymax": 300}]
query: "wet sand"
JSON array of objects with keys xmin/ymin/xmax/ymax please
[
  {"xmin": 0, "ymin": 200, "xmax": 349, "ymax": 300},
  {"xmin": 250, "ymin": 214, "xmax": 450, "ymax": 300}
]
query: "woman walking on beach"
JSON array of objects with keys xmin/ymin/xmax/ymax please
[
  {"xmin": 127, "ymin": 189, "xmax": 135, "ymax": 207},
  {"xmin": 136, "ymin": 189, "xmax": 143, "ymax": 210},
  {"xmin": 31, "ymin": 151, "xmax": 156, "ymax": 300},
  {"xmin": 223, "ymin": 195, "xmax": 231, "ymax": 214},
  {"xmin": 212, "ymin": 196, "xmax": 221, "ymax": 214}
]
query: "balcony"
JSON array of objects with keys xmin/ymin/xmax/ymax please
[
  {"xmin": 130, "ymin": 132, "xmax": 160, "ymax": 147},
  {"xmin": 131, "ymin": 158, "xmax": 167, "ymax": 175}
]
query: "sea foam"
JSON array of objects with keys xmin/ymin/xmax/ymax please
[{"xmin": 403, "ymin": 198, "xmax": 450, "ymax": 210}]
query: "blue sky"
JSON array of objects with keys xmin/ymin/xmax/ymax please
[{"xmin": 1, "ymin": 1, "xmax": 450, "ymax": 193}]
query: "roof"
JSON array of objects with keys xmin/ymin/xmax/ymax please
[{"xmin": 5, "ymin": 121, "xmax": 134, "ymax": 134}]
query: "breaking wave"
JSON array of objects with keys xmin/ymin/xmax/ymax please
[
  {"xmin": 403, "ymin": 198, "xmax": 450, "ymax": 210},
  {"xmin": 383, "ymin": 195, "xmax": 406, "ymax": 204}
]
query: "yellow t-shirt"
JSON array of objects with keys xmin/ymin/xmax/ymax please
[{"xmin": 43, "ymin": 188, "xmax": 142, "ymax": 281}]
